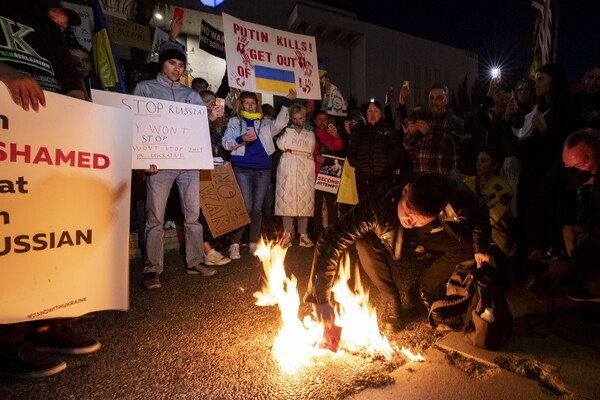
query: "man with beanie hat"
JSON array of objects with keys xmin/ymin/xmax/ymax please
[
  {"xmin": 134, "ymin": 40, "xmax": 224, "ymax": 290},
  {"xmin": 304, "ymin": 173, "xmax": 492, "ymax": 336}
]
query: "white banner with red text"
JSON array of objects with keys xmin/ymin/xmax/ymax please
[
  {"xmin": 0, "ymin": 85, "xmax": 132, "ymax": 323},
  {"xmin": 222, "ymin": 13, "xmax": 321, "ymax": 100}
]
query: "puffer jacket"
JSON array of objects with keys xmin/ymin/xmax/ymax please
[
  {"xmin": 304, "ymin": 173, "xmax": 491, "ymax": 304},
  {"xmin": 347, "ymin": 119, "xmax": 402, "ymax": 177},
  {"xmin": 275, "ymin": 127, "xmax": 316, "ymax": 217}
]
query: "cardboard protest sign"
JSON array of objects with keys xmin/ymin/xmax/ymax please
[
  {"xmin": 315, "ymin": 155, "xmax": 344, "ymax": 194},
  {"xmin": 222, "ymin": 13, "xmax": 321, "ymax": 100},
  {"xmin": 105, "ymin": 14, "xmax": 151, "ymax": 51},
  {"xmin": 92, "ymin": 89, "xmax": 213, "ymax": 170},
  {"xmin": 337, "ymin": 158, "xmax": 359, "ymax": 205},
  {"xmin": 199, "ymin": 163, "xmax": 250, "ymax": 237},
  {"xmin": 200, "ymin": 19, "xmax": 226, "ymax": 59},
  {"xmin": 0, "ymin": 85, "xmax": 131, "ymax": 323}
]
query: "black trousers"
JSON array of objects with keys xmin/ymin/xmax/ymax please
[{"xmin": 355, "ymin": 227, "xmax": 474, "ymax": 301}]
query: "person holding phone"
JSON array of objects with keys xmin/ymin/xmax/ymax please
[
  {"xmin": 403, "ymin": 83, "xmax": 464, "ymax": 177},
  {"xmin": 222, "ymin": 90, "xmax": 297, "ymax": 259},
  {"xmin": 312, "ymin": 112, "xmax": 343, "ymax": 240}
]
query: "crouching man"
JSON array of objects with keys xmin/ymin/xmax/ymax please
[{"xmin": 304, "ymin": 173, "xmax": 492, "ymax": 339}]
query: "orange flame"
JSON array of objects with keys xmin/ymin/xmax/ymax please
[{"xmin": 254, "ymin": 240, "xmax": 424, "ymax": 373}]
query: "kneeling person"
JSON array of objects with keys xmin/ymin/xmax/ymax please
[{"xmin": 305, "ymin": 173, "xmax": 492, "ymax": 334}]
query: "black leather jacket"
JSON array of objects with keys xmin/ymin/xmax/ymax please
[{"xmin": 305, "ymin": 173, "xmax": 491, "ymax": 305}]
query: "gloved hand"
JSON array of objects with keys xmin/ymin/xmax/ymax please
[{"xmin": 314, "ymin": 303, "xmax": 341, "ymax": 352}]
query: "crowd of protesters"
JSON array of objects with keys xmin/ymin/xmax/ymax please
[{"xmin": 1, "ymin": 0, "xmax": 599, "ymax": 380}]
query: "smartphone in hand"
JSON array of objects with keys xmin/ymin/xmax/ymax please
[{"xmin": 173, "ymin": 7, "xmax": 184, "ymax": 20}]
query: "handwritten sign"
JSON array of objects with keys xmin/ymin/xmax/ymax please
[
  {"xmin": 91, "ymin": 89, "xmax": 213, "ymax": 170},
  {"xmin": 0, "ymin": 85, "xmax": 131, "ymax": 323},
  {"xmin": 63, "ymin": 2, "xmax": 93, "ymax": 50},
  {"xmin": 315, "ymin": 155, "xmax": 344, "ymax": 194},
  {"xmin": 223, "ymin": 13, "xmax": 321, "ymax": 100},
  {"xmin": 200, "ymin": 163, "xmax": 250, "ymax": 237},
  {"xmin": 105, "ymin": 14, "xmax": 151, "ymax": 51}
]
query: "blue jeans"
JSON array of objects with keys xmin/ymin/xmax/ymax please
[
  {"xmin": 144, "ymin": 170, "xmax": 203, "ymax": 274},
  {"xmin": 232, "ymin": 165, "xmax": 271, "ymax": 244}
]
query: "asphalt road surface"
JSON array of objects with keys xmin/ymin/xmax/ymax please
[{"xmin": 0, "ymin": 245, "xmax": 439, "ymax": 400}]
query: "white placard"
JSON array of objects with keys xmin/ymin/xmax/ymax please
[
  {"xmin": 91, "ymin": 89, "xmax": 213, "ymax": 170},
  {"xmin": 315, "ymin": 155, "xmax": 344, "ymax": 193},
  {"xmin": 63, "ymin": 2, "xmax": 94, "ymax": 50},
  {"xmin": 223, "ymin": 13, "xmax": 321, "ymax": 100},
  {"xmin": 0, "ymin": 85, "xmax": 132, "ymax": 323}
]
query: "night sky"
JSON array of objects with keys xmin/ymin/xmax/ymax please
[{"xmin": 331, "ymin": 0, "xmax": 599, "ymax": 88}]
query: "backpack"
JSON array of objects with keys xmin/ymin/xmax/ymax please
[{"xmin": 428, "ymin": 262, "xmax": 513, "ymax": 350}]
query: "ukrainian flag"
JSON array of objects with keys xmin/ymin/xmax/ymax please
[
  {"xmin": 91, "ymin": 0, "xmax": 127, "ymax": 93},
  {"xmin": 255, "ymin": 65, "xmax": 295, "ymax": 94}
]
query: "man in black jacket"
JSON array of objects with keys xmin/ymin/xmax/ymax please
[{"xmin": 305, "ymin": 173, "xmax": 492, "ymax": 334}]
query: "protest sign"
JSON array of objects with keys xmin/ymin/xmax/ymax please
[
  {"xmin": 315, "ymin": 155, "xmax": 344, "ymax": 194},
  {"xmin": 200, "ymin": 19, "xmax": 226, "ymax": 59},
  {"xmin": 92, "ymin": 89, "xmax": 213, "ymax": 170},
  {"xmin": 200, "ymin": 163, "xmax": 250, "ymax": 237},
  {"xmin": 105, "ymin": 14, "xmax": 151, "ymax": 51},
  {"xmin": 0, "ymin": 85, "xmax": 132, "ymax": 324},
  {"xmin": 63, "ymin": 2, "xmax": 93, "ymax": 50},
  {"xmin": 222, "ymin": 13, "xmax": 321, "ymax": 100},
  {"xmin": 337, "ymin": 158, "xmax": 359, "ymax": 205}
]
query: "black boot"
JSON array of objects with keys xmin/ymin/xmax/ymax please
[
  {"xmin": 409, "ymin": 284, "xmax": 433, "ymax": 313},
  {"xmin": 383, "ymin": 296, "xmax": 404, "ymax": 334}
]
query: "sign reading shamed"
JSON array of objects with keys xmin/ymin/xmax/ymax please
[{"xmin": 200, "ymin": 163, "xmax": 250, "ymax": 237}]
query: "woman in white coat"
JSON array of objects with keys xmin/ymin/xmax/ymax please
[{"xmin": 275, "ymin": 103, "xmax": 317, "ymax": 248}]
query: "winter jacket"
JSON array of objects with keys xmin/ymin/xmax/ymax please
[
  {"xmin": 305, "ymin": 173, "xmax": 491, "ymax": 304},
  {"xmin": 347, "ymin": 119, "xmax": 402, "ymax": 177},
  {"xmin": 222, "ymin": 106, "xmax": 290, "ymax": 157},
  {"xmin": 275, "ymin": 127, "xmax": 316, "ymax": 216},
  {"xmin": 134, "ymin": 73, "xmax": 203, "ymax": 105}
]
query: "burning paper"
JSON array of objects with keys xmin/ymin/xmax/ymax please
[{"xmin": 254, "ymin": 240, "xmax": 407, "ymax": 373}]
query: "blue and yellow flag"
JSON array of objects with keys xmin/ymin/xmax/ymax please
[
  {"xmin": 254, "ymin": 65, "xmax": 295, "ymax": 94},
  {"xmin": 91, "ymin": 0, "xmax": 127, "ymax": 93}
]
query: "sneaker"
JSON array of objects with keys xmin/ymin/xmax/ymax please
[
  {"xmin": 0, "ymin": 343, "xmax": 66, "ymax": 379},
  {"xmin": 143, "ymin": 272, "xmax": 162, "ymax": 290},
  {"xmin": 249, "ymin": 242, "xmax": 258, "ymax": 254},
  {"xmin": 299, "ymin": 234, "xmax": 314, "ymax": 248},
  {"xmin": 567, "ymin": 288, "xmax": 600, "ymax": 302},
  {"xmin": 164, "ymin": 220, "xmax": 175, "ymax": 229},
  {"xmin": 229, "ymin": 244, "xmax": 241, "ymax": 260},
  {"xmin": 186, "ymin": 262, "xmax": 217, "ymax": 276},
  {"xmin": 204, "ymin": 249, "xmax": 231, "ymax": 266},
  {"xmin": 25, "ymin": 324, "xmax": 101, "ymax": 355},
  {"xmin": 282, "ymin": 233, "xmax": 292, "ymax": 249}
]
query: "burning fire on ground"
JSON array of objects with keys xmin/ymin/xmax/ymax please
[{"xmin": 253, "ymin": 240, "xmax": 423, "ymax": 373}]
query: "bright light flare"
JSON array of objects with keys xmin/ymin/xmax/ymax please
[
  {"xmin": 154, "ymin": 13, "xmax": 163, "ymax": 20},
  {"xmin": 253, "ymin": 240, "xmax": 416, "ymax": 374}
]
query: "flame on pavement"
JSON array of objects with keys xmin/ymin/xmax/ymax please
[{"xmin": 253, "ymin": 240, "xmax": 423, "ymax": 373}]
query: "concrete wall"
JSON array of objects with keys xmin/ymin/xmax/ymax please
[{"xmin": 151, "ymin": 0, "xmax": 478, "ymax": 109}]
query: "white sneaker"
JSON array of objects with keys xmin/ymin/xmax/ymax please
[
  {"xmin": 164, "ymin": 220, "xmax": 175, "ymax": 229},
  {"xmin": 249, "ymin": 243, "xmax": 258, "ymax": 254},
  {"xmin": 229, "ymin": 244, "xmax": 241, "ymax": 260},
  {"xmin": 282, "ymin": 233, "xmax": 292, "ymax": 249},
  {"xmin": 204, "ymin": 249, "xmax": 231, "ymax": 266},
  {"xmin": 299, "ymin": 234, "xmax": 314, "ymax": 248}
]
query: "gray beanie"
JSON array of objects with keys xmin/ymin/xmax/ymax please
[{"xmin": 159, "ymin": 41, "xmax": 186, "ymax": 66}]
